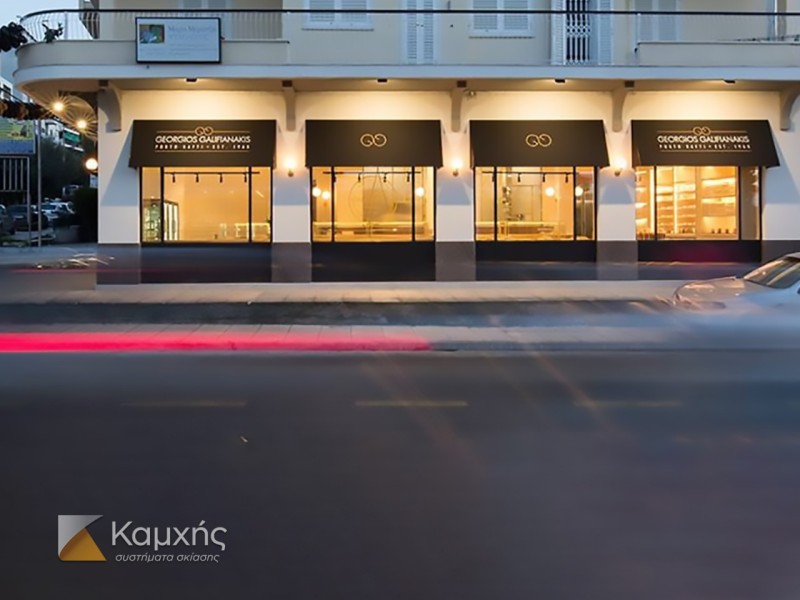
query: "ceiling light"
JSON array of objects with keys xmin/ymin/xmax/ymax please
[
  {"xmin": 415, "ymin": 186, "xmax": 425, "ymax": 198},
  {"xmin": 51, "ymin": 100, "xmax": 65, "ymax": 113},
  {"xmin": 545, "ymin": 186, "xmax": 556, "ymax": 197},
  {"xmin": 312, "ymin": 186, "xmax": 322, "ymax": 198},
  {"xmin": 76, "ymin": 119, "xmax": 88, "ymax": 131}
]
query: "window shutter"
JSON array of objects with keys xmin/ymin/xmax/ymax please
[
  {"xmin": 503, "ymin": 0, "xmax": 530, "ymax": 33},
  {"xmin": 341, "ymin": 0, "xmax": 368, "ymax": 25},
  {"xmin": 422, "ymin": 0, "xmax": 435, "ymax": 62},
  {"xmin": 660, "ymin": 0, "xmax": 678, "ymax": 41},
  {"xmin": 309, "ymin": 0, "xmax": 336, "ymax": 24},
  {"xmin": 474, "ymin": 0, "xmax": 499, "ymax": 31},
  {"xmin": 406, "ymin": 0, "xmax": 418, "ymax": 62},
  {"xmin": 551, "ymin": 0, "xmax": 566, "ymax": 64},
  {"xmin": 595, "ymin": 0, "xmax": 612, "ymax": 64}
]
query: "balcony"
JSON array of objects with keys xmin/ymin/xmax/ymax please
[{"xmin": 15, "ymin": 7, "xmax": 800, "ymax": 74}]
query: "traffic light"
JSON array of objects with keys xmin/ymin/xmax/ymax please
[{"xmin": 0, "ymin": 22, "xmax": 29, "ymax": 53}]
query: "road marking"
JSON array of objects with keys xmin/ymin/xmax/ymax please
[
  {"xmin": 121, "ymin": 400, "xmax": 247, "ymax": 409},
  {"xmin": 355, "ymin": 400, "xmax": 468, "ymax": 409}
]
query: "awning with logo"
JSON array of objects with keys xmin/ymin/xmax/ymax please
[
  {"xmin": 632, "ymin": 120, "xmax": 779, "ymax": 167},
  {"xmin": 470, "ymin": 120, "xmax": 609, "ymax": 167},
  {"xmin": 129, "ymin": 120, "xmax": 276, "ymax": 167},
  {"xmin": 305, "ymin": 120, "xmax": 443, "ymax": 167}
]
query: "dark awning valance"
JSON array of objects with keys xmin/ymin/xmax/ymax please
[
  {"xmin": 305, "ymin": 120, "xmax": 443, "ymax": 167},
  {"xmin": 470, "ymin": 120, "xmax": 609, "ymax": 167},
  {"xmin": 129, "ymin": 120, "xmax": 276, "ymax": 168},
  {"xmin": 632, "ymin": 120, "xmax": 779, "ymax": 167}
]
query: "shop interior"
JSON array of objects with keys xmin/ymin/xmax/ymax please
[
  {"xmin": 140, "ymin": 166, "xmax": 272, "ymax": 243},
  {"xmin": 475, "ymin": 166, "xmax": 595, "ymax": 241},
  {"xmin": 311, "ymin": 166, "xmax": 435, "ymax": 242},
  {"xmin": 635, "ymin": 166, "xmax": 761, "ymax": 241}
]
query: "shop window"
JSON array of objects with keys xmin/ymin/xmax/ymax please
[
  {"xmin": 475, "ymin": 166, "xmax": 595, "ymax": 241},
  {"xmin": 305, "ymin": 0, "xmax": 372, "ymax": 30},
  {"xmin": 141, "ymin": 167, "xmax": 272, "ymax": 243},
  {"xmin": 472, "ymin": 0, "xmax": 531, "ymax": 37},
  {"xmin": 635, "ymin": 166, "xmax": 760, "ymax": 241},
  {"xmin": 311, "ymin": 166, "xmax": 435, "ymax": 242}
]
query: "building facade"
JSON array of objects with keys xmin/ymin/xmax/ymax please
[{"xmin": 12, "ymin": 1, "xmax": 800, "ymax": 282}]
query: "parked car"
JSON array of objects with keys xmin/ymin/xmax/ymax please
[
  {"xmin": 0, "ymin": 204, "xmax": 15, "ymax": 236},
  {"xmin": 6, "ymin": 204, "xmax": 49, "ymax": 232},
  {"xmin": 672, "ymin": 253, "xmax": 800, "ymax": 309}
]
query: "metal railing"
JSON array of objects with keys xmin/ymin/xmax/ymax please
[{"xmin": 18, "ymin": 8, "xmax": 800, "ymax": 67}]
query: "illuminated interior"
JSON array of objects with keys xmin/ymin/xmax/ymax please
[
  {"xmin": 140, "ymin": 166, "xmax": 272, "ymax": 243},
  {"xmin": 635, "ymin": 166, "xmax": 760, "ymax": 241},
  {"xmin": 311, "ymin": 166, "xmax": 435, "ymax": 242},
  {"xmin": 475, "ymin": 166, "xmax": 595, "ymax": 241}
]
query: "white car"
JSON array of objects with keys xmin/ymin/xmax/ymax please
[{"xmin": 673, "ymin": 253, "xmax": 800, "ymax": 310}]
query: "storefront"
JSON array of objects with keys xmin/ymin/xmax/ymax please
[
  {"xmin": 632, "ymin": 120, "xmax": 779, "ymax": 262},
  {"xmin": 130, "ymin": 119, "xmax": 276, "ymax": 282},
  {"xmin": 306, "ymin": 119, "xmax": 442, "ymax": 281},
  {"xmin": 470, "ymin": 120, "xmax": 609, "ymax": 265}
]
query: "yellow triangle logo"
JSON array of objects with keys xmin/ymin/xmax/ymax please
[{"xmin": 59, "ymin": 528, "xmax": 107, "ymax": 562}]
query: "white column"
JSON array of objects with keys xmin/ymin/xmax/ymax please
[{"xmin": 98, "ymin": 92, "xmax": 140, "ymax": 245}]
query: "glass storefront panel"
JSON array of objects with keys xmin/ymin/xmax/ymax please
[
  {"xmin": 575, "ymin": 167, "xmax": 595, "ymax": 241},
  {"xmin": 162, "ymin": 167, "xmax": 249, "ymax": 243},
  {"xmin": 475, "ymin": 168, "xmax": 495, "ymax": 241},
  {"xmin": 251, "ymin": 167, "xmax": 272, "ymax": 242},
  {"xmin": 311, "ymin": 166, "xmax": 434, "ymax": 242},
  {"xmin": 142, "ymin": 167, "xmax": 271, "ymax": 243},
  {"xmin": 636, "ymin": 166, "xmax": 757, "ymax": 241},
  {"xmin": 141, "ymin": 167, "xmax": 163, "ymax": 243},
  {"xmin": 311, "ymin": 168, "xmax": 334, "ymax": 242},
  {"xmin": 414, "ymin": 168, "xmax": 435, "ymax": 241},
  {"xmin": 476, "ymin": 166, "xmax": 594, "ymax": 241}
]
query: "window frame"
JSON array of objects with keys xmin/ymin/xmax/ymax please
[
  {"xmin": 470, "ymin": 0, "xmax": 534, "ymax": 39},
  {"xmin": 139, "ymin": 166, "xmax": 273, "ymax": 245},
  {"xmin": 310, "ymin": 165, "xmax": 437, "ymax": 243},
  {"xmin": 473, "ymin": 165, "xmax": 597, "ymax": 242},
  {"xmin": 304, "ymin": 0, "xmax": 374, "ymax": 32}
]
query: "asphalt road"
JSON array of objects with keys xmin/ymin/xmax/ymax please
[{"xmin": 2, "ymin": 351, "xmax": 800, "ymax": 600}]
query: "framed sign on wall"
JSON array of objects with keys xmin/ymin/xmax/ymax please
[{"xmin": 135, "ymin": 17, "xmax": 221, "ymax": 64}]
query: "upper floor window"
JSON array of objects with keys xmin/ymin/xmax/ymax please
[
  {"xmin": 306, "ymin": 0, "xmax": 372, "ymax": 30},
  {"xmin": 472, "ymin": 0, "xmax": 532, "ymax": 37}
]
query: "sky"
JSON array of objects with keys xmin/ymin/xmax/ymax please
[{"xmin": 0, "ymin": 0, "xmax": 67, "ymax": 28}]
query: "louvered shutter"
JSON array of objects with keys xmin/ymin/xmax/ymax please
[
  {"xmin": 421, "ymin": 0, "xmax": 435, "ymax": 62},
  {"xmin": 309, "ymin": 0, "xmax": 336, "ymax": 25},
  {"xmin": 341, "ymin": 0, "xmax": 368, "ymax": 26},
  {"xmin": 474, "ymin": 0, "xmax": 499, "ymax": 32},
  {"xmin": 551, "ymin": 0, "xmax": 566, "ymax": 64},
  {"xmin": 503, "ymin": 0, "xmax": 530, "ymax": 34},
  {"xmin": 406, "ymin": 0, "xmax": 418, "ymax": 62},
  {"xmin": 594, "ymin": 0, "xmax": 612, "ymax": 64}
]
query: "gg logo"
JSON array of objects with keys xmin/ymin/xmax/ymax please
[
  {"xmin": 194, "ymin": 126, "xmax": 215, "ymax": 136},
  {"xmin": 360, "ymin": 133, "xmax": 388, "ymax": 148},
  {"xmin": 525, "ymin": 133, "xmax": 553, "ymax": 148},
  {"xmin": 692, "ymin": 126, "xmax": 711, "ymax": 136}
]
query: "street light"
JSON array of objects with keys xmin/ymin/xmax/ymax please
[{"xmin": 84, "ymin": 157, "xmax": 98, "ymax": 172}]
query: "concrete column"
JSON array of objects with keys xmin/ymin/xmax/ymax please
[
  {"xmin": 436, "ymin": 130, "xmax": 475, "ymax": 281},
  {"xmin": 97, "ymin": 91, "xmax": 140, "ymax": 284}
]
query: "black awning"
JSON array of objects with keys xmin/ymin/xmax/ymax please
[
  {"xmin": 305, "ymin": 120, "xmax": 443, "ymax": 167},
  {"xmin": 632, "ymin": 120, "xmax": 779, "ymax": 167},
  {"xmin": 470, "ymin": 120, "xmax": 609, "ymax": 167},
  {"xmin": 129, "ymin": 120, "xmax": 276, "ymax": 168}
]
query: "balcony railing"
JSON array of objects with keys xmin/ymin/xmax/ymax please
[{"xmin": 18, "ymin": 8, "xmax": 800, "ymax": 68}]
